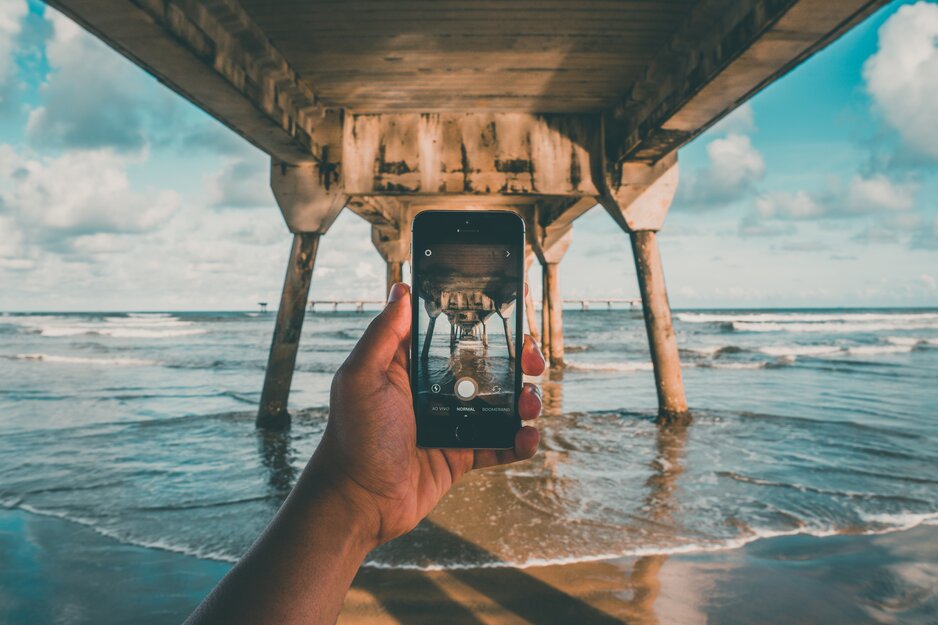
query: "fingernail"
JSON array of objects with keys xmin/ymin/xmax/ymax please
[{"xmin": 388, "ymin": 282, "xmax": 407, "ymax": 304}]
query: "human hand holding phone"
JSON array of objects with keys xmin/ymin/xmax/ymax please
[
  {"xmin": 185, "ymin": 284, "xmax": 544, "ymax": 625},
  {"xmin": 312, "ymin": 282, "xmax": 545, "ymax": 547}
]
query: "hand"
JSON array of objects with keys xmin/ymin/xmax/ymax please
[{"xmin": 308, "ymin": 282, "xmax": 546, "ymax": 548}]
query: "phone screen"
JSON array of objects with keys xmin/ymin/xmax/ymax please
[{"xmin": 411, "ymin": 211, "xmax": 524, "ymax": 448}]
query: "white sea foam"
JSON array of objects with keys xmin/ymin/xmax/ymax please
[
  {"xmin": 759, "ymin": 345, "xmax": 842, "ymax": 357},
  {"xmin": 8, "ymin": 500, "xmax": 938, "ymax": 571},
  {"xmin": 566, "ymin": 360, "xmax": 653, "ymax": 372},
  {"xmin": 677, "ymin": 312, "xmax": 938, "ymax": 324},
  {"xmin": 38, "ymin": 326, "xmax": 207, "ymax": 338},
  {"xmin": 859, "ymin": 511, "xmax": 938, "ymax": 530},
  {"xmin": 13, "ymin": 353, "xmax": 158, "ymax": 366},
  {"xmin": 701, "ymin": 362, "xmax": 767, "ymax": 370},
  {"xmin": 846, "ymin": 344, "xmax": 914, "ymax": 356},
  {"xmin": 731, "ymin": 320, "xmax": 938, "ymax": 333},
  {"xmin": 887, "ymin": 336, "xmax": 938, "ymax": 347},
  {"xmin": 29, "ymin": 315, "xmax": 207, "ymax": 339}
]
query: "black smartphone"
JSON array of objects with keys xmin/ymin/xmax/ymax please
[{"xmin": 410, "ymin": 210, "xmax": 525, "ymax": 449}]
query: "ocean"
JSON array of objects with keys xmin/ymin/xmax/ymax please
[{"xmin": 1, "ymin": 308, "xmax": 937, "ymax": 571}]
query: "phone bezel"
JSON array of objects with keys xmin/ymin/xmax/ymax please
[{"xmin": 410, "ymin": 210, "xmax": 526, "ymax": 449}]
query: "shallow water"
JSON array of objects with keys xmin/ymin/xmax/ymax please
[{"xmin": 0, "ymin": 308, "xmax": 936, "ymax": 569}]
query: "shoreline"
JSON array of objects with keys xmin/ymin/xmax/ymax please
[{"xmin": 3, "ymin": 507, "xmax": 935, "ymax": 624}]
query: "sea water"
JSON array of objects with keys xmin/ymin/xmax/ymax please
[{"xmin": 0, "ymin": 308, "xmax": 936, "ymax": 569}]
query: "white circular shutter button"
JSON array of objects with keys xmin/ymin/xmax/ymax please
[{"xmin": 454, "ymin": 377, "xmax": 479, "ymax": 401}]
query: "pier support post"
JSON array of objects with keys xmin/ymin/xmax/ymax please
[
  {"xmin": 599, "ymin": 156, "xmax": 688, "ymax": 419},
  {"xmin": 372, "ymin": 221, "xmax": 410, "ymax": 297},
  {"xmin": 541, "ymin": 267, "xmax": 552, "ymax": 362},
  {"xmin": 542, "ymin": 263, "xmax": 564, "ymax": 367},
  {"xmin": 386, "ymin": 260, "xmax": 403, "ymax": 296},
  {"xmin": 531, "ymin": 217, "xmax": 572, "ymax": 368},
  {"xmin": 258, "ymin": 158, "xmax": 347, "ymax": 430},
  {"xmin": 524, "ymin": 248, "xmax": 540, "ymax": 344},
  {"xmin": 630, "ymin": 230, "xmax": 687, "ymax": 418},
  {"xmin": 257, "ymin": 233, "xmax": 320, "ymax": 429}
]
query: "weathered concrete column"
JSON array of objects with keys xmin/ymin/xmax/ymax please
[
  {"xmin": 258, "ymin": 157, "xmax": 347, "ymax": 429},
  {"xmin": 599, "ymin": 156, "xmax": 688, "ymax": 419},
  {"xmin": 541, "ymin": 267, "xmax": 552, "ymax": 361},
  {"xmin": 386, "ymin": 260, "xmax": 403, "ymax": 296},
  {"xmin": 630, "ymin": 230, "xmax": 687, "ymax": 417},
  {"xmin": 524, "ymin": 248, "xmax": 540, "ymax": 343},
  {"xmin": 531, "ymin": 219, "xmax": 572, "ymax": 368},
  {"xmin": 542, "ymin": 263, "xmax": 564, "ymax": 367},
  {"xmin": 372, "ymin": 218, "xmax": 410, "ymax": 297},
  {"xmin": 257, "ymin": 233, "xmax": 320, "ymax": 429}
]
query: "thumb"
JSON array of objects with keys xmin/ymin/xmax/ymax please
[{"xmin": 344, "ymin": 282, "xmax": 411, "ymax": 374}]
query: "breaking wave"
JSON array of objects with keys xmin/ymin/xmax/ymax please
[{"xmin": 11, "ymin": 353, "xmax": 158, "ymax": 366}]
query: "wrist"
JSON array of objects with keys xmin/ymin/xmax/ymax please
[{"xmin": 290, "ymin": 450, "xmax": 383, "ymax": 555}]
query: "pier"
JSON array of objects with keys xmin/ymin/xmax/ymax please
[{"xmin": 47, "ymin": 0, "xmax": 889, "ymax": 428}]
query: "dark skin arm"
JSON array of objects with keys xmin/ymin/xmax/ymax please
[{"xmin": 185, "ymin": 283, "xmax": 546, "ymax": 625}]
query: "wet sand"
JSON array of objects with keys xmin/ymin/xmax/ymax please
[{"xmin": 2, "ymin": 508, "xmax": 935, "ymax": 624}]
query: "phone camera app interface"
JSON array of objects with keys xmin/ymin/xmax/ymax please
[{"xmin": 414, "ymin": 243, "xmax": 520, "ymax": 419}]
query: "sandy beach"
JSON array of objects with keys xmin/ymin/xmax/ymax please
[{"xmin": 2, "ymin": 508, "xmax": 935, "ymax": 624}]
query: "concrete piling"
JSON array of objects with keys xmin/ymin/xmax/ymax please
[
  {"xmin": 386, "ymin": 260, "xmax": 403, "ymax": 297},
  {"xmin": 543, "ymin": 263, "xmax": 564, "ymax": 368},
  {"xmin": 256, "ymin": 233, "xmax": 320, "ymax": 430},
  {"xmin": 541, "ymin": 266, "xmax": 552, "ymax": 362},
  {"xmin": 630, "ymin": 230, "xmax": 688, "ymax": 420}
]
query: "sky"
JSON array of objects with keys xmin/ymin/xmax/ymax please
[{"xmin": 0, "ymin": 0, "xmax": 937, "ymax": 311}]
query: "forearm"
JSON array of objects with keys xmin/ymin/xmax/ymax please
[{"xmin": 184, "ymin": 455, "xmax": 377, "ymax": 625}]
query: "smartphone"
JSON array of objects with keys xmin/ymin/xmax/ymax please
[{"xmin": 410, "ymin": 210, "xmax": 525, "ymax": 449}]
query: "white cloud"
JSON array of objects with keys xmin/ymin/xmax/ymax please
[
  {"xmin": 0, "ymin": 0, "xmax": 27, "ymax": 102},
  {"xmin": 864, "ymin": 2, "xmax": 938, "ymax": 159},
  {"xmin": 205, "ymin": 152, "xmax": 276, "ymax": 210},
  {"xmin": 754, "ymin": 190, "xmax": 823, "ymax": 220},
  {"xmin": 678, "ymin": 133, "xmax": 765, "ymax": 209},
  {"xmin": 0, "ymin": 144, "xmax": 180, "ymax": 241},
  {"xmin": 26, "ymin": 8, "xmax": 182, "ymax": 152},
  {"xmin": 743, "ymin": 172, "xmax": 916, "ymax": 232},
  {"xmin": 843, "ymin": 173, "xmax": 916, "ymax": 213}
]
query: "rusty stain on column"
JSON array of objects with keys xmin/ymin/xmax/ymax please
[
  {"xmin": 386, "ymin": 260, "xmax": 403, "ymax": 296},
  {"xmin": 257, "ymin": 232, "xmax": 320, "ymax": 430},
  {"xmin": 630, "ymin": 230, "xmax": 688, "ymax": 420},
  {"xmin": 545, "ymin": 262, "xmax": 564, "ymax": 368}
]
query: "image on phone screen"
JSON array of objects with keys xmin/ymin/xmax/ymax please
[{"xmin": 411, "ymin": 212, "xmax": 524, "ymax": 448}]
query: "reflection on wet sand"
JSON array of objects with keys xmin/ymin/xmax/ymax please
[{"xmin": 626, "ymin": 413, "xmax": 692, "ymax": 624}]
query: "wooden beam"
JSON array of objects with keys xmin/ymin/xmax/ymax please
[
  {"xmin": 604, "ymin": 0, "xmax": 889, "ymax": 165},
  {"xmin": 47, "ymin": 0, "xmax": 330, "ymax": 164}
]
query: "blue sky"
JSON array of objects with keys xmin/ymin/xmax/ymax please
[{"xmin": 0, "ymin": 0, "xmax": 936, "ymax": 311}]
